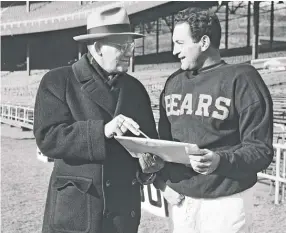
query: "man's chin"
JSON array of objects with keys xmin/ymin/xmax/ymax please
[
  {"xmin": 180, "ymin": 64, "xmax": 188, "ymax": 70},
  {"xmin": 117, "ymin": 66, "xmax": 129, "ymax": 73},
  {"xmin": 181, "ymin": 63, "xmax": 197, "ymax": 71}
]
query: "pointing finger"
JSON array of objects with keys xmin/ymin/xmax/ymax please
[
  {"xmin": 122, "ymin": 120, "xmax": 140, "ymax": 136},
  {"xmin": 124, "ymin": 117, "xmax": 140, "ymax": 130}
]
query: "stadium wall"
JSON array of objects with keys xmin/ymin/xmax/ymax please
[{"xmin": 1, "ymin": 26, "xmax": 88, "ymax": 71}]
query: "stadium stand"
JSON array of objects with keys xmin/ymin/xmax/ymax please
[
  {"xmin": 1, "ymin": 1, "xmax": 115, "ymax": 23},
  {"xmin": 2, "ymin": 65, "xmax": 286, "ymax": 124}
]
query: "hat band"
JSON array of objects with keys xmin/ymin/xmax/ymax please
[{"xmin": 87, "ymin": 24, "xmax": 131, "ymax": 35}]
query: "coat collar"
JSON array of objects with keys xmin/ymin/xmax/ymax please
[
  {"xmin": 72, "ymin": 54, "xmax": 94, "ymax": 83},
  {"xmin": 72, "ymin": 54, "xmax": 120, "ymax": 117}
]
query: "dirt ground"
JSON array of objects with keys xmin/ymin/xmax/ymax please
[{"xmin": 1, "ymin": 124, "xmax": 286, "ymax": 233}]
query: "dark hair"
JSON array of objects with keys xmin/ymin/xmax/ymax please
[{"xmin": 176, "ymin": 8, "xmax": 221, "ymax": 49}]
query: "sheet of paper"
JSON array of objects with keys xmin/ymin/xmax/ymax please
[{"xmin": 114, "ymin": 136, "xmax": 205, "ymax": 164}]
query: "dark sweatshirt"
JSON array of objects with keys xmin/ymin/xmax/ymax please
[{"xmin": 157, "ymin": 61, "xmax": 274, "ymax": 198}]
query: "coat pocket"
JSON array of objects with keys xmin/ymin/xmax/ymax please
[{"xmin": 51, "ymin": 176, "xmax": 92, "ymax": 233}]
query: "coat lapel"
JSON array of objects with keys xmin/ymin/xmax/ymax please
[
  {"xmin": 113, "ymin": 84, "xmax": 124, "ymax": 117},
  {"xmin": 72, "ymin": 55, "xmax": 118, "ymax": 117},
  {"xmin": 112, "ymin": 74, "xmax": 131, "ymax": 117}
]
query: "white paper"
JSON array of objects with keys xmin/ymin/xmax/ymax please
[{"xmin": 114, "ymin": 136, "xmax": 205, "ymax": 164}]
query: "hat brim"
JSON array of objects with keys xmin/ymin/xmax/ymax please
[{"xmin": 73, "ymin": 32, "xmax": 144, "ymax": 42}]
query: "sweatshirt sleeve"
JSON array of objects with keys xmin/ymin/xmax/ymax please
[
  {"xmin": 215, "ymin": 67, "xmax": 274, "ymax": 179},
  {"xmin": 33, "ymin": 71, "xmax": 106, "ymax": 161}
]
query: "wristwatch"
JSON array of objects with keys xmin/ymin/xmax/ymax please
[{"xmin": 136, "ymin": 171, "xmax": 156, "ymax": 185}]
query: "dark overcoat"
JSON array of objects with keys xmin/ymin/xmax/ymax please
[{"xmin": 33, "ymin": 54, "xmax": 157, "ymax": 233}]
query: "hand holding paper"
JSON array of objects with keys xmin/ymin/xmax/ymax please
[
  {"xmin": 104, "ymin": 114, "xmax": 140, "ymax": 138},
  {"xmin": 185, "ymin": 146, "xmax": 221, "ymax": 175}
]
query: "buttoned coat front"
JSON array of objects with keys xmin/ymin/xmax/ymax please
[{"xmin": 33, "ymin": 54, "xmax": 157, "ymax": 233}]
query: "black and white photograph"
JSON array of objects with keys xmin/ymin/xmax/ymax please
[{"xmin": 1, "ymin": 1, "xmax": 286, "ymax": 233}]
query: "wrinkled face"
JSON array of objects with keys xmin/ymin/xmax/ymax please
[
  {"xmin": 173, "ymin": 23, "xmax": 203, "ymax": 71},
  {"xmin": 99, "ymin": 35, "xmax": 134, "ymax": 74}
]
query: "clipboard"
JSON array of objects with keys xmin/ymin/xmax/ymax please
[{"xmin": 114, "ymin": 136, "xmax": 205, "ymax": 164}]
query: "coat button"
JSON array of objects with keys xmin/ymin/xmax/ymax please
[
  {"xmin": 130, "ymin": 210, "xmax": 136, "ymax": 218},
  {"xmin": 106, "ymin": 180, "xmax": 111, "ymax": 187},
  {"xmin": 105, "ymin": 211, "xmax": 112, "ymax": 218},
  {"xmin": 132, "ymin": 178, "xmax": 137, "ymax": 185}
]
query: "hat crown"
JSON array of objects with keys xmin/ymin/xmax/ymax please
[
  {"xmin": 87, "ymin": 6, "xmax": 130, "ymax": 30},
  {"xmin": 73, "ymin": 5, "xmax": 144, "ymax": 42}
]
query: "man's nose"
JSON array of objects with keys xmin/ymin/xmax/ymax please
[
  {"xmin": 124, "ymin": 48, "xmax": 133, "ymax": 57},
  {"xmin": 173, "ymin": 44, "xmax": 179, "ymax": 56}
]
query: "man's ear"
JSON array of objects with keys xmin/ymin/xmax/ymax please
[
  {"xmin": 200, "ymin": 35, "xmax": 211, "ymax": 52},
  {"xmin": 94, "ymin": 42, "xmax": 102, "ymax": 56}
]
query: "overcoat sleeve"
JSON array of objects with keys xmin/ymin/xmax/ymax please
[{"xmin": 33, "ymin": 70, "xmax": 106, "ymax": 161}]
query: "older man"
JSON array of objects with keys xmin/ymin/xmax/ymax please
[{"xmin": 34, "ymin": 6, "xmax": 160, "ymax": 233}]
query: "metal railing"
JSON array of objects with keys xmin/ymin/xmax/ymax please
[
  {"xmin": 1, "ymin": 103, "xmax": 285, "ymax": 215},
  {"xmin": 0, "ymin": 104, "xmax": 34, "ymax": 130},
  {"xmin": 258, "ymin": 143, "xmax": 286, "ymax": 205}
]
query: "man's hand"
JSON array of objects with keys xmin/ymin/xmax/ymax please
[
  {"xmin": 128, "ymin": 152, "xmax": 165, "ymax": 173},
  {"xmin": 155, "ymin": 177, "xmax": 184, "ymax": 206},
  {"xmin": 104, "ymin": 114, "xmax": 140, "ymax": 138},
  {"xmin": 162, "ymin": 185, "xmax": 185, "ymax": 206},
  {"xmin": 138, "ymin": 152, "xmax": 165, "ymax": 173},
  {"xmin": 185, "ymin": 146, "xmax": 220, "ymax": 175}
]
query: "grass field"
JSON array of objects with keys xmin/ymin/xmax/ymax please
[{"xmin": 1, "ymin": 125, "xmax": 286, "ymax": 233}]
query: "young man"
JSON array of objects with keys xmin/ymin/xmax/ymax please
[
  {"xmin": 34, "ymin": 6, "xmax": 162, "ymax": 233},
  {"xmin": 157, "ymin": 8, "xmax": 274, "ymax": 233}
]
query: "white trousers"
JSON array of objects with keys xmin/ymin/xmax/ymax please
[{"xmin": 168, "ymin": 187, "xmax": 254, "ymax": 233}]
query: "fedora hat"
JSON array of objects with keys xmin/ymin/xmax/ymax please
[{"xmin": 73, "ymin": 6, "xmax": 144, "ymax": 42}]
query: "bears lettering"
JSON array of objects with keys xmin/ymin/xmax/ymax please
[{"xmin": 165, "ymin": 94, "xmax": 231, "ymax": 120}]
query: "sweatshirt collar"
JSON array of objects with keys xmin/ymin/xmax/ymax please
[{"xmin": 193, "ymin": 60, "xmax": 226, "ymax": 75}]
